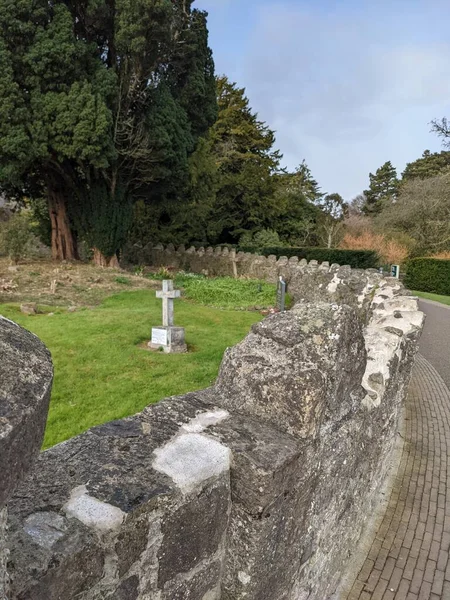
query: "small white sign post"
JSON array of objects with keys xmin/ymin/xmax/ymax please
[
  {"xmin": 149, "ymin": 280, "xmax": 187, "ymax": 353},
  {"xmin": 391, "ymin": 265, "xmax": 400, "ymax": 279}
]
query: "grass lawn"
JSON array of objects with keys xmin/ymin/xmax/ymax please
[
  {"xmin": 412, "ymin": 291, "xmax": 450, "ymax": 307},
  {"xmin": 1, "ymin": 289, "xmax": 265, "ymax": 448}
]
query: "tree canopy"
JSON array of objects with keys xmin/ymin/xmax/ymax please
[
  {"xmin": 363, "ymin": 161, "xmax": 399, "ymax": 215},
  {"xmin": 402, "ymin": 150, "xmax": 450, "ymax": 182},
  {"xmin": 0, "ymin": 0, "xmax": 216, "ymax": 262}
]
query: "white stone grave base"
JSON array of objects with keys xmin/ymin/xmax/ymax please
[{"xmin": 149, "ymin": 327, "xmax": 187, "ymax": 354}]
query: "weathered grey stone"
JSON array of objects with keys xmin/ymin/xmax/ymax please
[
  {"xmin": 20, "ymin": 303, "xmax": 38, "ymax": 315},
  {"xmin": 0, "ymin": 507, "xmax": 8, "ymax": 600},
  {"xmin": 215, "ymin": 303, "xmax": 366, "ymax": 438},
  {"xmin": 162, "ymin": 559, "xmax": 222, "ymax": 600},
  {"xmin": 111, "ymin": 575, "xmax": 139, "ymax": 600},
  {"xmin": 158, "ymin": 479, "xmax": 229, "ymax": 587},
  {"xmin": 0, "ymin": 317, "xmax": 53, "ymax": 506}
]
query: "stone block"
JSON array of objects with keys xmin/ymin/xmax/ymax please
[
  {"xmin": 149, "ymin": 326, "xmax": 187, "ymax": 353},
  {"xmin": 215, "ymin": 302, "xmax": 366, "ymax": 438},
  {"xmin": 0, "ymin": 317, "xmax": 53, "ymax": 506}
]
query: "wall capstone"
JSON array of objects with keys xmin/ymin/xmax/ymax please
[{"xmin": 0, "ymin": 316, "xmax": 53, "ymax": 599}]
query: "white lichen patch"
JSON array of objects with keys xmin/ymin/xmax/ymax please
[
  {"xmin": 238, "ymin": 571, "xmax": 251, "ymax": 585},
  {"xmin": 327, "ymin": 274, "xmax": 342, "ymax": 294},
  {"xmin": 63, "ymin": 485, "xmax": 125, "ymax": 532},
  {"xmin": 181, "ymin": 409, "xmax": 229, "ymax": 433},
  {"xmin": 152, "ymin": 433, "xmax": 231, "ymax": 495}
]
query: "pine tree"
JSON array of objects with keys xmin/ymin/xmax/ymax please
[
  {"xmin": 208, "ymin": 76, "xmax": 282, "ymax": 243},
  {"xmin": 402, "ymin": 150, "xmax": 450, "ymax": 181},
  {"xmin": 363, "ymin": 161, "xmax": 399, "ymax": 215},
  {"xmin": 271, "ymin": 163, "xmax": 323, "ymax": 246}
]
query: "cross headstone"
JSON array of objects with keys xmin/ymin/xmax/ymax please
[
  {"xmin": 156, "ymin": 280, "xmax": 180, "ymax": 327},
  {"xmin": 149, "ymin": 280, "xmax": 187, "ymax": 353},
  {"xmin": 230, "ymin": 249, "xmax": 238, "ymax": 279}
]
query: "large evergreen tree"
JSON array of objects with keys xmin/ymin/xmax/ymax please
[
  {"xmin": 363, "ymin": 161, "xmax": 399, "ymax": 215},
  {"xmin": 0, "ymin": 0, "xmax": 216, "ymax": 263},
  {"xmin": 271, "ymin": 162, "xmax": 323, "ymax": 245},
  {"xmin": 402, "ymin": 150, "xmax": 450, "ymax": 181},
  {"xmin": 208, "ymin": 76, "xmax": 282, "ymax": 243}
]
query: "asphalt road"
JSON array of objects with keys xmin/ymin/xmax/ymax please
[{"xmin": 418, "ymin": 298, "xmax": 450, "ymax": 390}]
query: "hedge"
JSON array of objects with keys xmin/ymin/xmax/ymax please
[
  {"xmin": 404, "ymin": 258, "xmax": 450, "ymax": 295},
  {"xmin": 239, "ymin": 246, "xmax": 380, "ymax": 269}
]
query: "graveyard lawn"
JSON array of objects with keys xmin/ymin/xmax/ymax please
[{"xmin": 0, "ymin": 291, "xmax": 264, "ymax": 448}]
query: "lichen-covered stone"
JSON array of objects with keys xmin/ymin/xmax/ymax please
[
  {"xmin": 215, "ymin": 302, "xmax": 366, "ymax": 438},
  {"xmin": 0, "ymin": 317, "xmax": 53, "ymax": 507}
]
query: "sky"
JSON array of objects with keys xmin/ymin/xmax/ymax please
[{"xmin": 195, "ymin": 0, "xmax": 450, "ymax": 201}]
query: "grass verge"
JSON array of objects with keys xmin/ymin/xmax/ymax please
[{"xmin": 412, "ymin": 291, "xmax": 450, "ymax": 307}]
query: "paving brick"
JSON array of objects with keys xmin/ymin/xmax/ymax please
[{"xmin": 341, "ymin": 356, "xmax": 450, "ymax": 599}]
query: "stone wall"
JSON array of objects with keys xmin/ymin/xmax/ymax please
[
  {"xmin": 4, "ymin": 262, "xmax": 425, "ymax": 600},
  {"xmin": 124, "ymin": 242, "xmax": 385, "ymax": 313},
  {"xmin": 0, "ymin": 317, "xmax": 53, "ymax": 599}
]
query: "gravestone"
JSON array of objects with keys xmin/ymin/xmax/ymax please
[
  {"xmin": 277, "ymin": 276, "xmax": 287, "ymax": 312},
  {"xmin": 149, "ymin": 280, "xmax": 187, "ymax": 353}
]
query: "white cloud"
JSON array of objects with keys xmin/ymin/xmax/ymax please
[{"xmin": 236, "ymin": 3, "xmax": 450, "ymax": 198}]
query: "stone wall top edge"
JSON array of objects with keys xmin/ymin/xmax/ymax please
[
  {"xmin": 145, "ymin": 243, "xmax": 395, "ymax": 280},
  {"xmin": 0, "ymin": 317, "xmax": 53, "ymax": 506}
]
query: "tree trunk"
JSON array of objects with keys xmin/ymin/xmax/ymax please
[
  {"xmin": 327, "ymin": 231, "xmax": 333, "ymax": 248},
  {"xmin": 48, "ymin": 186, "xmax": 79, "ymax": 261},
  {"xmin": 92, "ymin": 248, "xmax": 120, "ymax": 268}
]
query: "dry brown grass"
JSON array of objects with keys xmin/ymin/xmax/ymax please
[
  {"xmin": 430, "ymin": 251, "xmax": 450, "ymax": 260},
  {"xmin": 0, "ymin": 258, "xmax": 157, "ymax": 307},
  {"xmin": 340, "ymin": 231, "xmax": 409, "ymax": 265}
]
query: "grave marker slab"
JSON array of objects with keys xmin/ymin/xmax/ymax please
[{"xmin": 277, "ymin": 277, "xmax": 287, "ymax": 312}]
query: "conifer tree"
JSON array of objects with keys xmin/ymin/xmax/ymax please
[
  {"xmin": 363, "ymin": 161, "xmax": 399, "ymax": 215},
  {"xmin": 208, "ymin": 76, "xmax": 282, "ymax": 243},
  {"xmin": 402, "ymin": 150, "xmax": 450, "ymax": 181},
  {"xmin": 0, "ymin": 0, "xmax": 216, "ymax": 263}
]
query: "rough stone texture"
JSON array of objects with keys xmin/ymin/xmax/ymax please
[
  {"xmin": 0, "ymin": 317, "xmax": 53, "ymax": 506},
  {"xmin": 0, "ymin": 507, "xmax": 8, "ymax": 600},
  {"xmin": 4, "ymin": 265, "xmax": 425, "ymax": 599},
  {"xmin": 0, "ymin": 316, "xmax": 53, "ymax": 599},
  {"xmin": 216, "ymin": 302, "xmax": 367, "ymax": 438}
]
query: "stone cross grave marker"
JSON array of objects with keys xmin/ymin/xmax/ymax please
[
  {"xmin": 157, "ymin": 279, "xmax": 179, "ymax": 327},
  {"xmin": 277, "ymin": 276, "xmax": 287, "ymax": 312},
  {"xmin": 149, "ymin": 280, "xmax": 187, "ymax": 353}
]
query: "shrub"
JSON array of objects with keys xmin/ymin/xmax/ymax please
[
  {"xmin": 115, "ymin": 276, "xmax": 131, "ymax": 285},
  {"xmin": 239, "ymin": 229, "xmax": 285, "ymax": 250},
  {"xmin": 0, "ymin": 212, "xmax": 34, "ymax": 263},
  {"xmin": 239, "ymin": 246, "xmax": 379, "ymax": 269},
  {"xmin": 340, "ymin": 231, "xmax": 409, "ymax": 265},
  {"xmin": 404, "ymin": 258, "xmax": 450, "ymax": 295}
]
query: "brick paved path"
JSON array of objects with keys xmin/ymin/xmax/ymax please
[{"xmin": 346, "ymin": 354, "xmax": 450, "ymax": 600}]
